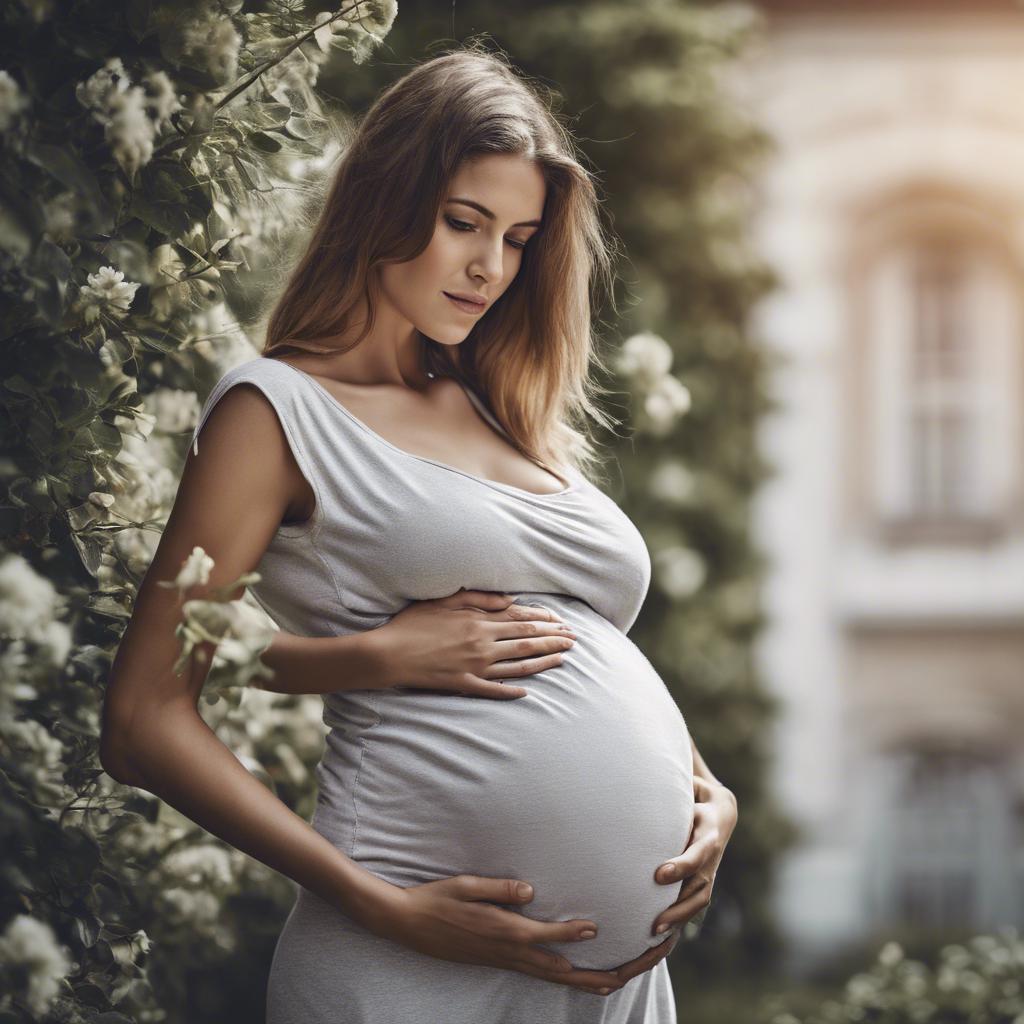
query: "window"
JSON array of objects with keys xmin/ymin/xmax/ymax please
[
  {"xmin": 863, "ymin": 224, "xmax": 1020, "ymax": 536},
  {"xmin": 866, "ymin": 746, "xmax": 1016, "ymax": 932}
]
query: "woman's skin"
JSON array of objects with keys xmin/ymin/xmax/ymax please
[{"xmin": 101, "ymin": 150, "xmax": 738, "ymax": 998}]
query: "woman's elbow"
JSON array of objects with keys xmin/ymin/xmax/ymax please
[{"xmin": 98, "ymin": 698, "xmax": 144, "ymax": 786}]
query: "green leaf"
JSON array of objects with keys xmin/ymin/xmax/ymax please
[
  {"xmin": 231, "ymin": 153, "xmax": 269, "ymax": 190},
  {"xmin": 248, "ymin": 131, "xmax": 283, "ymax": 153},
  {"xmin": 125, "ymin": 191, "xmax": 191, "ymax": 238},
  {"xmin": 282, "ymin": 116, "xmax": 314, "ymax": 140},
  {"xmin": 248, "ymin": 103, "xmax": 292, "ymax": 130}
]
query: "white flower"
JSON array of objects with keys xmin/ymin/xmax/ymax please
[
  {"xmin": 183, "ymin": 6, "xmax": 241, "ymax": 84},
  {"xmin": 38, "ymin": 619, "xmax": 72, "ymax": 669},
  {"xmin": 142, "ymin": 70, "xmax": 182, "ymax": 131},
  {"xmin": 0, "ymin": 70, "xmax": 29, "ymax": 132},
  {"xmin": 42, "ymin": 191, "xmax": 77, "ymax": 244},
  {"xmin": 171, "ymin": 545, "xmax": 215, "ymax": 592},
  {"xmin": 3, "ymin": 717, "xmax": 64, "ymax": 769},
  {"xmin": 648, "ymin": 458, "xmax": 696, "ymax": 506},
  {"xmin": 846, "ymin": 972, "xmax": 880, "ymax": 1003},
  {"xmin": 144, "ymin": 386, "xmax": 202, "ymax": 435},
  {"xmin": 106, "ymin": 85, "xmax": 156, "ymax": 175},
  {"xmin": 643, "ymin": 374, "xmax": 691, "ymax": 432},
  {"xmin": 336, "ymin": 0, "xmax": 398, "ymax": 63},
  {"xmin": 75, "ymin": 57, "xmax": 131, "ymax": 113},
  {"xmin": 163, "ymin": 844, "xmax": 235, "ymax": 888},
  {"xmin": 364, "ymin": 0, "xmax": 399, "ymax": 36},
  {"xmin": 186, "ymin": 598, "xmax": 275, "ymax": 659},
  {"xmin": 78, "ymin": 266, "xmax": 141, "ymax": 323},
  {"xmin": 615, "ymin": 331, "xmax": 674, "ymax": 385},
  {"xmin": 0, "ymin": 640, "xmax": 31, "ymax": 699},
  {"xmin": 75, "ymin": 58, "xmax": 162, "ymax": 175},
  {"xmin": 161, "ymin": 886, "xmax": 221, "ymax": 924},
  {"xmin": 313, "ymin": 11, "xmax": 338, "ymax": 53},
  {"xmin": 879, "ymin": 940, "xmax": 904, "ymax": 967},
  {"xmin": 653, "ymin": 544, "xmax": 706, "ymax": 600},
  {"xmin": 0, "ymin": 553, "xmax": 65, "ymax": 647},
  {"xmin": 0, "ymin": 915, "xmax": 73, "ymax": 1018},
  {"xmin": 87, "ymin": 491, "xmax": 116, "ymax": 509}
]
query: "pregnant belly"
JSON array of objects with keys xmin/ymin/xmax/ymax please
[{"xmin": 313, "ymin": 594, "xmax": 695, "ymax": 971}]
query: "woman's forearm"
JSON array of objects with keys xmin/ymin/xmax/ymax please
[
  {"xmin": 111, "ymin": 698, "xmax": 398, "ymax": 927},
  {"xmin": 691, "ymin": 735, "xmax": 726, "ymax": 790},
  {"xmin": 257, "ymin": 627, "xmax": 389, "ymax": 695}
]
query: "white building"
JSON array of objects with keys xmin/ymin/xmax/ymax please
[{"xmin": 732, "ymin": 0, "xmax": 1024, "ymax": 973}]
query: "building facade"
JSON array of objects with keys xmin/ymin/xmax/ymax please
[{"xmin": 732, "ymin": 0, "xmax": 1024, "ymax": 972}]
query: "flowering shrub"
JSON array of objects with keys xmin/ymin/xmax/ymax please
[
  {"xmin": 764, "ymin": 931, "xmax": 1024, "ymax": 1024},
  {"xmin": 0, "ymin": 1, "xmax": 395, "ymax": 1020}
]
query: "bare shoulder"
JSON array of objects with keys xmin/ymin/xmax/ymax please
[{"xmin": 99, "ymin": 380, "xmax": 303, "ymax": 778}]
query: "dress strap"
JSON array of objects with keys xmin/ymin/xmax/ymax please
[
  {"xmin": 454, "ymin": 379, "xmax": 576, "ymax": 488},
  {"xmin": 456, "ymin": 381, "xmax": 513, "ymax": 440}
]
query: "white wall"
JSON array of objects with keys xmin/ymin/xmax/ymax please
[{"xmin": 728, "ymin": 7, "xmax": 1024, "ymax": 971}]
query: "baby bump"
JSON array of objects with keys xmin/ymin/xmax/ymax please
[{"xmin": 323, "ymin": 607, "xmax": 696, "ymax": 971}]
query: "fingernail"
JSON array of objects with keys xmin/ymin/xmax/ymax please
[
  {"xmin": 598, "ymin": 987, "xmax": 611, "ymax": 995},
  {"xmin": 656, "ymin": 923, "xmax": 669, "ymax": 934},
  {"xmin": 579, "ymin": 929, "xmax": 596, "ymax": 940},
  {"xmin": 517, "ymin": 883, "xmax": 533, "ymax": 898},
  {"xmin": 658, "ymin": 865, "xmax": 676, "ymax": 882}
]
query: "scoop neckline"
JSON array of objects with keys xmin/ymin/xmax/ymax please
[{"xmin": 270, "ymin": 358, "xmax": 580, "ymax": 500}]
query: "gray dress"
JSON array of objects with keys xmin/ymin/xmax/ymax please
[{"xmin": 189, "ymin": 357, "xmax": 695, "ymax": 1023}]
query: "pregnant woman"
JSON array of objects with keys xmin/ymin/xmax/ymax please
[{"xmin": 101, "ymin": 46, "xmax": 738, "ymax": 1023}]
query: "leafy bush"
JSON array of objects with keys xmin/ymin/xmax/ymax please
[
  {"xmin": 0, "ymin": 2, "xmax": 395, "ymax": 1021},
  {"xmin": 762, "ymin": 930, "xmax": 1024, "ymax": 1024}
]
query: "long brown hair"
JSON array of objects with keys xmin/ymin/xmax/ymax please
[{"xmin": 262, "ymin": 41, "xmax": 623, "ymax": 481}]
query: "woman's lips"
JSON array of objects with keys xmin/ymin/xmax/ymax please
[{"xmin": 444, "ymin": 291, "xmax": 486, "ymax": 315}]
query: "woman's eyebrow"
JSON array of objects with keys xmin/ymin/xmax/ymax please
[{"xmin": 446, "ymin": 197, "xmax": 542, "ymax": 228}]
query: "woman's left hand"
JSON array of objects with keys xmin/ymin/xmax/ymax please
[{"xmin": 650, "ymin": 776, "xmax": 738, "ymax": 937}]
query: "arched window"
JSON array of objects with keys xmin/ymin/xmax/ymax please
[{"xmin": 860, "ymin": 203, "xmax": 1021, "ymax": 536}]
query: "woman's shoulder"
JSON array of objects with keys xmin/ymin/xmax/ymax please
[{"xmin": 190, "ymin": 356, "xmax": 307, "ymax": 459}]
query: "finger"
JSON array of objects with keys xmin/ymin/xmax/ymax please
[
  {"xmin": 655, "ymin": 836, "xmax": 715, "ymax": 883},
  {"xmin": 693, "ymin": 776, "xmax": 717, "ymax": 800},
  {"xmin": 513, "ymin": 944, "xmax": 576, "ymax": 975},
  {"xmin": 653, "ymin": 887, "xmax": 711, "ymax": 935},
  {"xmin": 674, "ymin": 872, "xmax": 707, "ymax": 902},
  {"xmin": 456, "ymin": 675, "xmax": 530, "ymax": 699},
  {"xmin": 488, "ymin": 619, "xmax": 576, "ymax": 640},
  {"xmin": 494, "ymin": 602, "xmax": 558, "ymax": 623},
  {"xmin": 514, "ymin": 916, "xmax": 600, "ymax": 947},
  {"xmin": 521, "ymin": 961, "xmax": 625, "ymax": 992},
  {"xmin": 452, "ymin": 875, "xmax": 538, "ymax": 905},
  {"xmin": 543, "ymin": 931, "xmax": 678, "ymax": 995},
  {"xmin": 482, "ymin": 651, "xmax": 568, "ymax": 680},
  {"xmin": 444, "ymin": 590, "xmax": 519, "ymax": 610},
  {"xmin": 614, "ymin": 931, "xmax": 679, "ymax": 984}
]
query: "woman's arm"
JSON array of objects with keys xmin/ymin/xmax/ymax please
[
  {"xmin": 690, "ymin": 735, "xmax": 736, "ymax": 805},
  {"xmin": 257, "ymin": 628, "xmax": 388, "ymax": 694},
  {"xmin": 108, "ymin": 693, "xmax": 396, "ymax": 923},
  {"xmin": 100, "ymin": 384, "xmax": 398, "ymax": 928}
]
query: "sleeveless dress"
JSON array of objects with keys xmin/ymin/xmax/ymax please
[{"xmin": 188, "ymin": 356, "xmax": 695, "ymax": 1024}]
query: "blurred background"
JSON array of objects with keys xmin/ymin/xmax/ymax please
[
  {"xmin": 734, "ymin": 0, "xmax": 1024, "ymax": 981},
  {"xmin": 1, "ymin": 1, "xmax": 1021, "ymax": 1022}
]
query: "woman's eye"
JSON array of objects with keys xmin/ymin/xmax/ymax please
[{"xmin": 445, "ymin": 216, "xmax": 526, "ymax": 251}]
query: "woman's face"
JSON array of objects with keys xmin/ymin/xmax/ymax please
[{"xmin": 377, "ymin": 153, "xmax": 546, "ymax": 346}]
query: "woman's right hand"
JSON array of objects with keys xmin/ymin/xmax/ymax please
[
  {"xmin": 370, "ymin": 588, "xmax": 577, "ymax": 699},
  {"xmin": 368, "ymin": 874, "xmax": 676, "ymax": 996}
]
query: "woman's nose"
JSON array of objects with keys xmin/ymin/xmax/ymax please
[{"xmin": 472, "ymin": 237, "xmax": 504, "ymax": 282}]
